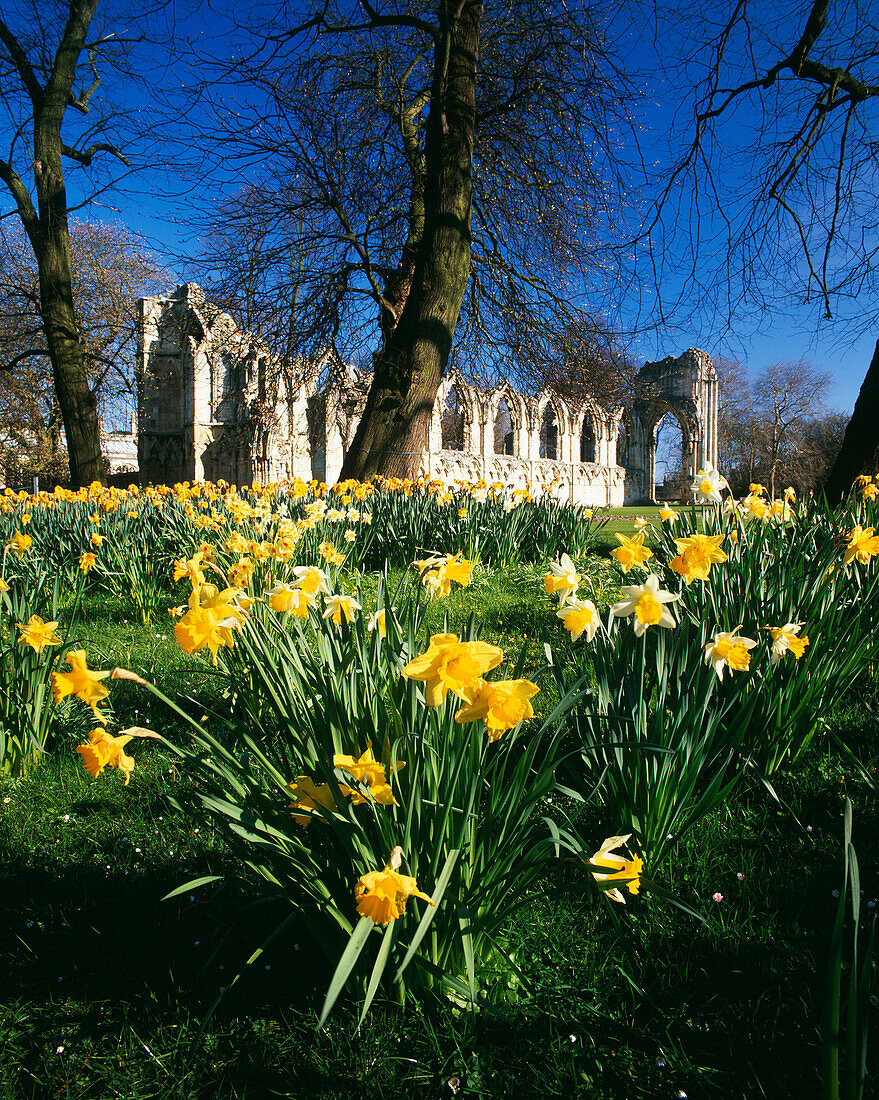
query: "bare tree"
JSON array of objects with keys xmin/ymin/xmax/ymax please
[
  {"xmin": 0, "ymin": 0, "xmax": 176, "ymax": 485},
  {"xmin": 188, "ymin": 0, "xmax": 637, "ymax": 479},
  {"xmin": 642, "ymin": 0, "xmax": 879, "ymax": 494},
  {"xmin": 0, "ymin": 219, "xmax": 169, "ymax": 432}
]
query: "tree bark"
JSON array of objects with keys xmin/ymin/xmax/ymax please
[
  {"xmin": 339, "ymin": 1, "xmax": 482, "ymax": 482},
  {"xmin": 822, "ymin": 339, "xmax": 879, "ymax": 500}
]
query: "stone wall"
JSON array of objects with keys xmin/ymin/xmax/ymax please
[{"xmin": 137, "ymin": 285, "xmax": 718, "ymax": 505}]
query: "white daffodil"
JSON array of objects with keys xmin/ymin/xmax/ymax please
[
  {"xmin": 610, "ymin": 574, "xmax": 679, "ymax": 636},
  {"xmin": 690, "ymin": 467, "xmax": 728, "ymax": 504},
  {"xmin": 703, "ymin": 626, "xmax": 757, "ymax": 681},
  {"xmin": 322, "ymin": 594, "xmax": 361, "ymax": 625}
]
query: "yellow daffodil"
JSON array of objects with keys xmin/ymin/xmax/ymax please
[
  {"xmin": 611, "ymin": 574, "xmax": 679, "ymax": 636},
  {"xmin": 611, "ymin": 532, "xmax": 653, "ymax": 574},
  {"xmin": 749, "ymin": 483, "xmax": 766, "ymax": 496},
  {"xmin": 741, "ymin": 493, "xmax": 770, "ymax": 522},
  {"xmin": 659, "ymin": 507, "xmax": 678, "ymax": 522},
  {"xmin": 52, "ymin": 650, "xmax": 111, "ymax": 721},
  {"xmin": 590, "ymin": 835, "xmax": 643, "ymax": 903},
  {"xmin": 266, "ymin": 582, "xmax": 313, "ymax": 617},
  {"xmin": 174, "ymin": 584, "xmax": 248, "ymax": 664},
  {"xmin": 355, "ymin": 848, "xmax": 434, "ymax": 925},
  {"xmin": 227, "ymin": 558, "xmax": 254, "ymax": 588},
  {"xmin": 844, "ymin": 526, "xmax": 879, "ymax": 566},
  {"xmin": 76, "ymin": 728, "xmax": 135, "ymax": 785},
  {"xmin": 863, "ymin": 482, "xmax": 878, "ymax": 503},
  {"xmin": 79, "ymin": 551, "xmax": 97, "ymax": 572},
  {"xmin": 784, "ymin": 486, "xmax": 797, "ymax": 502},
  {"xmin": 334, "ymin": 745, "xmax": 403, "ymax": 805},
  {"xmin": 7, "ymin": 531, "xmax": 32, "ymax": 558},
  {"xmin": 0, "ymin": 577, "xmax": 9, "ymax": 591},
  {"xmin": 633, "ymin": 516, "xmax": 649, "ymax": 531},
  {"xmin": 557, "ymin": 598, "xmax": 599, "ymax": 642},
  {"xmin": 319, "ymin": 541, "xmax": 345, "ymax": 565},
  {"xmin": 17, "ymin": 615, "xmax": 62, "ymax": 653},
  {"xmin": 402, "ymin": 633, "xmax": 503, "ymax": 706},
  {"xmin": 544, "ymin": 552, "xmax": 582, "ymax": 602},
  {"xmin": 90, "ymin": 532, "xmax": 103, "ymax": 547},
  {"xmin": 669, "ymin": 532, "xmax": 728, "ymax": 584},
  {"xmin": 768, "ymin": 622, "xmax": 810, "ymax": 663},
  {"xmin": 703, "ymin": 627, "xmax": 757, "ymax": 680},
  {"xmin": 453, "ymin": 678, "xmax": 539, "ymax": 740},
  {"xmin": 286, "ymin": 776, "xmax": 338, "ymax": 826}
]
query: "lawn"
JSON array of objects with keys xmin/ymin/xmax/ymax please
[{"xmin": 0, "ymin": 482, "xmax": 876, "ymax": 1099}]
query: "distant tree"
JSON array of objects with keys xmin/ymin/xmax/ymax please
[
  {"xmin": 716, "ymin": 358, "xmax": 837, "ymax": 496},
  {"xmin": 0, "ymin": 219, "xmax": 168, "ymax": 481}
]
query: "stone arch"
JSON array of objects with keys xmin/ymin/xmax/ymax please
[{"xmin": 536, "ymin": 395, "xmax": 567, "ymax": 462}]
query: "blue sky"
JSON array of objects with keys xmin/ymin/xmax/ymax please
[{"xmin": 43, "ymin": 0, "xmax": 877, "ymax": 419}]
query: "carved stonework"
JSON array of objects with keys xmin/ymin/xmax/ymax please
[{"xmin": 137, "ymin": 288, "xmax": 718, "ymax": 505}]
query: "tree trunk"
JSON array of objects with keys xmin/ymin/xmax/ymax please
[
  {"xmin": 339, "ymin": 1, "xmax": 482, "ymax": 482},
  {"xmin": 823, "ymin": 339, "xmax": 879, "ymax": 500}
]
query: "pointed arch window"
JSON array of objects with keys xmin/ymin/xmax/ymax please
[
  {"xmin": 494, "ymin": 397, "xmax": 515, "ymax": 455},
  {"xmin": 441, "ymin": 386, "xmax": 465, "ymax": 451},
  {"xmin": 580, "ymin": 418, "xmax": 596, "ymax": 463},
  {"xmin": 539, "ymin": 405, "xmax": 559, "ymax": 460}
]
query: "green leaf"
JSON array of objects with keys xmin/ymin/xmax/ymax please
[
  {"xmin": 395, "ymin": 849, "xmax": 460, "ymax": 981},
  {"xmin": 162, "ymin": 875, "xmax": 224, "ymax": 901},
  {"xmin": 317, "ymin": 916, "xmax": 374, "ymax": 1030},
  {"xmin": 358, "ymin": 920, "xmax": 396, "ymax": 1029}
]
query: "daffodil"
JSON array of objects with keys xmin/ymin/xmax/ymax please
[
  {"xmin": 611, "ymin": 574, "xmax": 679, "ymax": 636},
  {"xmin": 17, "ymin": 615, "xmax": 62, "ymax": 653},
  {"xmin": 355, "ymin": 848, "xmax": 434, "ymax": 925},
  {"xmin": 610, "ymin": 532, "xmax": 653, "ymax": 574},
  {"xmin": 690, "ymin": 468, "xmax": 728, "ymax": 504},
  {"xmin": 544, "ymin": 552, "xmax": 582, "ymax": 602},
  {"xmin": 7, "ymin": 531, "xmax": 31, "ymax": 558},
  {"xmin": 266, "ymin": 582, "xmax": 312, "ymax": 617},
  {"xmin": 76, "ymin": 728, "xmax": 135, "ymax": 785},
  {"xmin": 659, "ymin": 507, "xmax": 678, "ymax": 522},
  {"xmin": 292, "ymin": 565, "xmax": 330, "ymax": 596},
  {"xmin": 453, "ymin": 678, "xmax": 539, "ymax": 740},
  {"xmin": 590, "ymin": 835, "xmax": 643, "ymax": 903},
  {"xmin": 322, "ymin": 593, "xmax": 361, "ymax": 625},
  {"xmin": 703, "ymin": 627, "xmax": 757, "ymax": 680},
  {"xmin": 52, "ymin": 650, "xmax": 111, "ymax": 721},
  {"xmin": 768, "ymin": 622, "xmax": 810, "ymax": 662},
  {"xmin": 79, "ymin": 551, "xmax": 97, "ymax": 572},
  {"xmin": 669, "ymin": 532, "xmax": 728, "ymax": 583},
  {"xmin": 557, "ymin": 598, "xmax": 599, "ymax": 642},
  {"xmin": 334, "ymin": 745, "xmax": 403, "ymax": 805},
  {"xmin": 174, "ymin": 584, "xmax": 248, "ymax": 664},
  {"xmin": 402, "ymin": 633, "xmax": 503, "ymax": 706},
  {"xmin": 286, "ymin": 775, "xmax": 338, "ymax": 826},
  {"xmin": 367, "ymin": 608, "xmax": 387, "ymax": 636},
  {"xmin": 844, "ymin": 526, "xmax": 879, "ymax": 566}
]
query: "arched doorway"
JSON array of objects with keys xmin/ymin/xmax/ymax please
[{"xmin": 653, "ymin": 412, "xmax": 687, "ymax": 499}]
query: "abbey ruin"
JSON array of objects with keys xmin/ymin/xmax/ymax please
[{"xmin": 137, "ymin": 284, "xmax": 718, "ymax": 505}]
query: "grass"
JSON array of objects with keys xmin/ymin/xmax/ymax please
[{"xmin": 0, "ymin": 552, "xmax": 876, "ymax": 1098}]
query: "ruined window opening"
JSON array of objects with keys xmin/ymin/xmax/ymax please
[
  {"xmin": 494, "ymin": 398, "xmax": 515, "ymax": 455},
  {"xmin": 441, "ymin": 387, "xmax": 465, "ymax": 450},
  {"xmin": 616, "ymin": 417, "xmax": 629, "ymax": 467},
  {"xmin": 539, "ymin": 405, "xmax": 558, "ymax": 460},
  {"xmin": 581, "ymin": 419, "xmax": 596, "ymax": 463}
]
